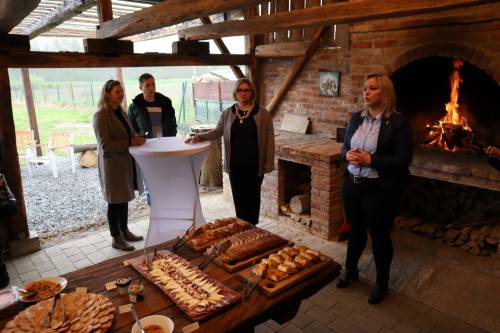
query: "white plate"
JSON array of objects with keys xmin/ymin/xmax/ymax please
[
  {"xmin": 19, "ymin": 276, "xmax": 67, "ymax": 303},
  {"xmin": 131, "ymin": 315, "xmax": 174, "ymax": 333}
]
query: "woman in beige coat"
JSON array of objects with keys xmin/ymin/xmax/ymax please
[{"xmin": 93, "ymin": 80, "xmax": 146, "ymax": 251}]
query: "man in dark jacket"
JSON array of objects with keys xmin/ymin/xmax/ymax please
[
  {"xmin": 128, "ymin": 73, "xmax": 177, "ymax": 138},
  {"xmin": 0, "ymin": 132, "xmax": 10, "ymax": 288}
]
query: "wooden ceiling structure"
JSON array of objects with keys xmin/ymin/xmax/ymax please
[{"xmin": 1, "ymin": 0, "xmax": 499, "ymax": 254}]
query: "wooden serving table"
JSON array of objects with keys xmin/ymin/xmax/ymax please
[{"xmin": 0, "ymin": 240, "xmax": 341, "ymax": 333}]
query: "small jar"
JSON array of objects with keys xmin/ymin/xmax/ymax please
[
  {"xmin": 115, "ymin": 277, "xmax": 131, "ymax": 296},
  {"xmin": 128, "ymin": 284, "xmax": 144, "ymax": 303}
]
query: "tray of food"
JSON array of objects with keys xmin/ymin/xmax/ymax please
[
  {"xmin": 181, "ymin": 217, "xmax": 254, "ymax": 252},
  {"xmin": 208, "ymin": 228, "xmax": 291, "ymax": 273},
  {"xmin": 237, "ymin": 245, "xmax": 338, "ymax": 297},
  {"xmin": 2, "ymin": 291, "xmax": 115, "ymax": 333},
  {"xmin": 129, "ymin": 250, "xmax": 241, "ymax": 321},
  {"xmin": 18, "ymin": 276, "xmax": 68, "ymax": 303}
]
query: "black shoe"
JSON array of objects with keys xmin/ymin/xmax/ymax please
[
  {"xmin": 112, "ymin": 236, "xmax": 135, "ymax": 251},
  {"xmin": 336, "ymin": 269, "xmax": 359, "ymax": 288},
  {"xmin": 368, "ymin": 284, "xmax": 388, "ymax": 304},
  {"xmin": 122, "ymin": 230, "xmax": 144, "ymax": 242}
]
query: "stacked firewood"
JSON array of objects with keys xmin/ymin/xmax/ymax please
[
  {"xmin": 280, "ymin": 202, "xmax": 312, "ymax": 226},
  {"xmin": 395, "ymin": 216, "xmax": 500, "ymax": 257}
]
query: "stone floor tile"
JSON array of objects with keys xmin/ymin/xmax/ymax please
[
  {"xmin": 394, "ymin": 320, "xmax": 421, "ymax": 333},
  {"xmin": 379, "ymin": 328, "xmax": 397, "ymax": 333},
  {"xmin": 265, "ymin": 320, "xmax": 287, "ymax": 332},
  {"xmin": 33, "ymin": 260, "xmax": 55, "ymax": 273},
  {"xmin": 94, "ymin": 240, "xmax": 111, "ymax": 249},
  {"xmin": 8, "ymin": 277, "xmax": 23, "ymax": 288},
  {"xmin": 305, "ymin": 305, "xmax": 336, "ymax": 326},
  {"xmin": 376, "ymin": 300, "xmax": 425, "ymax": 322},
  {"xmin": 87, "ymin": 252, "xmax": 107, "ymax": 264},
  {"xmin": 362, "ymin": 305, "xmax": 400, "ymax": 328},
  {"xmin": 255, "ymin": 323, "xmax": 275, "ymax": 333},
  {"xmin": 57, "ymin": 265, "xmax": 76, "ymax": 275},
  {"xmin": 452, "ymin": 322, "xmax": 487, "ymax": 333},
  {"xmin": 68, "ymin": 253, "xmax": 86, "ymax": 263},
  {"xmin": 79, "ymin": 244, "xmax": 98, "ymax": 255},
  {"xmin": 62, "ymin": 246, "xmax": 82, "ymax": 257},
  {"xmin": 290, "ymin": 311, "xmax": 314, "ymax": 329},
  {"xmin": 309, "ymin": 290, "xmax": 335, "ymax": 310},
  {"xmin": 318, "ymin": 284, "xmax": 337, "ymax": 298},
  {"xmin": 99, "ymin": 232, "xmax": 112, "ymax": 241},
  {"xmin": 44, "ymin": 245, "xmax": 63, "ymax": 257},
  {"xmin": 40, "ymin": 269, "xmax": 60, "ymax": 278},
  {"xmin": 30, "ymin": 251, "xmax": 49, "ymax": 262},
  {"xmin": 407, "ymin": 314, "xmax": 438, "ymax": 333},
  {"xmin": 424, "ymin": 310, "xmax": 458, "ymax": 330},
  {"xmin": 86, "ymin": 234, "xmax": 106, "ymax": 244},
  {"xmin": 100, "ymin": 246, "xmax": 123, "ymax": 259},
  {"xmin": 328, "ymin": 317, "xmax": 368, "ymax": 333},
  {"xmin": 73, "ymin": 238, "xmax": 92, "ymax": 248},
  {"xmin": 330, "ymin": 302, "xmax": 355, "ymax": 319},
  {"xmin": 277, "ymin": 323, "xmax": 304, "ymax": 333},
  {"xmin": 332, "ymin": 288, "xmax": 370, "ymax": 312},
  {"xmin": 304, "ymin": 320, "xmax": 335, "ymax": 333},
  {"xmin": 12, "ymin": 257, "xmax": 34, "ymax": 274},
  {"xmin": 20, "ymin": 270, "xmax": 41, "ymax": 282},
  {"xmin": 299, "ymin": 299, "xmax": 314, "ymax": 313},
  {"xmin": 58, "ymin": 242, "xmax": 74, "ymax": 250},
  {"xmin": 346, "ymin": 312, "xmax": 384, "ymax": 333},
  {"xmin": 73, "ymin": 259, "xmax": 92, "ymax": 269},
  {"xmin": 50, "ymin": 254, "xmax": 72, "ymax": 268}
]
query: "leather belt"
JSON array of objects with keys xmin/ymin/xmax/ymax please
[{"xmin": 348, "ymin": 173, "xmax": 379, "ymax": 184}]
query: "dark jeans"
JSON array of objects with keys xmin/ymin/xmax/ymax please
[
  {"xmin": 229, "ymin": 171, "xmax": 264, "ymax": 225},
  {"xmin": 342, "ymin": 177, "xmax": 398, "ymax": 286},
  {"xmin": 107, "ymin": 202, "xmax": 128, "ymax": 237}
]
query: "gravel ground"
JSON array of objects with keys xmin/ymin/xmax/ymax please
[{"xmin": 21, "ymin": 157, "xmax": 149, "ymax": 244}]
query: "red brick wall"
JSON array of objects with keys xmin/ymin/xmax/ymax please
[{"xmin": 261, "ymin": 20, "xmax": 500, "ymax": 133}]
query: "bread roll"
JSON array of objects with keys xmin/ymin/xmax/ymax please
[{"xmin": 267, "ymin": 268, "xmax": 289, "ymax": 282}]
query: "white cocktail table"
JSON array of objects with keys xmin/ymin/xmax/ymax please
[{"xmin": 130, "ymin": 137, "xmax": 211, "ymax": 246}]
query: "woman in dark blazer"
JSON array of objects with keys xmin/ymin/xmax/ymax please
[
  {"xmin": 93, "ymin": 80, "xmax": 146, "ymax": 251},
  {"xmin": 337, "ymin": 74, "xmax": 413, "ymax": 304}
]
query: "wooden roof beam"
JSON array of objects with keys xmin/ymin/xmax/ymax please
[
  {"xmin": 96, "ymin": 0, "xmax": 268, "ymax": 39},
  {"xmin": 0, "ymin": 51, "xmax": 250, "ymax": 68},
  {"xmin": 0, "ymin": 0, "xmax": 40, "ymax": 33},
  {"xmin": 179, "ymin": 0, "xmax": 499, "ymax": 40},
  {"xmin": 25, "ymin": 0, "xmax": 97, "ymax": 39}
]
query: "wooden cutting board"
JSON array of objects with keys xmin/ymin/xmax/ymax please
[
  {"xmin": 237, "ymin": 254, "xmax": 339, "ymax": 297},
  {"xmin": 212, "ymin": 242, "xmax": 293, "ymax": 273}
]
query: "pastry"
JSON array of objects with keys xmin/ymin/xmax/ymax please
[{"xmin": 267, "ymin": 268, "xmax": 290, "ymax": 282}]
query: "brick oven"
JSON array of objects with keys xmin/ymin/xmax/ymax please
[{"xmin": 259, "ymin": 5, "xmax": 500, "ymax": 240}]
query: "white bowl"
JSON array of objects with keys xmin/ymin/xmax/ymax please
[
  {"xmin": 131, "ymin": 315, "xmax": 174, "ymax": 333},
  {"xmin": 19, "ymin": 276, "xmax": 67, "ymax": 303}
]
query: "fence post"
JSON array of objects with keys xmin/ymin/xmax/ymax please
[
  {"xmin": 90, "ymin": 81, "xmax": 95, "ymax": 106},
  {"xmin": 56, "ymin": 82, "xmax": 60, "ymax": 102},
  {"xmin": 70, "ymin": 81, "xmax": 75, "ymax": 107},
  {"xmin": 42, "ymin": 83, "xmax": 46, "ymax": 103}
]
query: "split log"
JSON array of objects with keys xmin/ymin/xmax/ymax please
[
  {"xmin": 289, "ymin": 193, "xmax": 311, "ymax": 214},
  {"xmin": 443, "ymin": 229, "xmax": 460, "ymax": 242},
  {"xmin": 470, "ymin": 246, "xmax": 481, "ymax": 255},
  {"xmin": 486, "ymin": 237, "xmax": 498, "ymax": 245},
  {"xmin": 280, "ymin": 204, "xmax": 291, "ymax": 216},
  {"xmin": 79, "ymin": 150, "xmax": 97, "ymax": 168}
]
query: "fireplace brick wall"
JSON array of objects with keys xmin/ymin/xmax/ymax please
[{"xmin": 258, "ymin": 11, "xmax": 500, "ymax": 235}]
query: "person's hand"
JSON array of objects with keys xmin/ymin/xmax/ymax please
[
  {"xmin": 185, "ymin": 135, "xmax": 201, "ymax": 144},
  {"xmin": 131, "ymin": 136, "xmax": 146, "ymax": 146},
  {"xmin": 346, "ymin": 148, "xmax": 371, "ymax": 166},
  {"xmin": 485, "ymin": 146, "xmax": 500, "ymax": 158}
]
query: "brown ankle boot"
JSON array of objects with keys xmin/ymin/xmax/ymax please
[
  {"xmin": 122, "ymin": 229, "xmax": 144, "ymax": 242},
  {"xmin": 112, "ymin": 235, "xmax": 135, "ymax": 251}
]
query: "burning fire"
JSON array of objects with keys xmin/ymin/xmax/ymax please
[{"xmin": 421, "ymin": 59, "xmax": 472, "ymax": 151}]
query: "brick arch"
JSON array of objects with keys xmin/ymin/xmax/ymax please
[{"xmin": 384, "ymin": 43, "xmax": 499, "ymax": 83}]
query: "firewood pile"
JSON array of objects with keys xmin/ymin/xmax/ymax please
[
  {"xmin": 396, "ymin": 216, "xmax": 500, "ymax": 257},
  {"xmin": 280, "ymin": 203, "xmax": 312, "ymax": 226}
]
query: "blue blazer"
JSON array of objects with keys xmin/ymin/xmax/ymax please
[{"xmin": 341, "ymin": 111, "xmax": 413, "ymax": 187}]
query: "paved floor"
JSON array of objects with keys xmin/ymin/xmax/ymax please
[{"xmin": 3, "ymin": 191, "xmax": 489, "ymax": 333}]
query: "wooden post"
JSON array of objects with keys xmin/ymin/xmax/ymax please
[
  {"xmin": 70, "ymin": 81, "xmax": 75, "ymax": 107},
  {"xmin": 0, "ymin": 68, "xmax": 31, "ymax": 242},
  {"xmin": 20, "ymin": 68, "xmax": 42, "ymax": 156},
  {"xmin": 97, "ymin": 0, "xmax": 113, "ymax": 23},
  {"xmin": 246, "ymin": 6, "xmax": 264, "ymax": 104},
  {"xmin": 115, "ymin": 67, "xmax": 128, "ymax": 111}
]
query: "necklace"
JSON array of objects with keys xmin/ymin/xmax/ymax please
[{"xmin": 235, "ymin": 105, "xmax": 253, "ymax": 124}]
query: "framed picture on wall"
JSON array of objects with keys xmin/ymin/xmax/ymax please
[{"xmin": 319, "ymin": 71, "xmax": 340, "ymax": 97}]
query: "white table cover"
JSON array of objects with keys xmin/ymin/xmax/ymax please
[{"xmin": 129, "ymin": 137, "xmax": 211, "ymax": 246}]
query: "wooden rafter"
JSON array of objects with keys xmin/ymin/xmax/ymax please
[
  {"xmin": 0, "ymin": 0, "xmax": 40, "ymax": 33},
  {"xmin": 200, "ymin": 16, "xmax": 245, "ymax": 79},
  {"xmin": 179, "ymin": 0, "xmax": 499, "ymax": 40},
  {"xmin": 96, "ymin": 0, "xmax": 268, "ymax": 39},
  {"xmin": 266, "ymin": 27, "xmax": 329, "ymax": 115},
  {"xmin": 0, "ymin": 51, "xmax": 250, "ymax": 68},
  {"xmin": 25, "ymin": 0, "xmax": 97, "ymax": 39},
  {"xmin": 255, "ymin": 41, "xmax": 309, "ymax": 58}
]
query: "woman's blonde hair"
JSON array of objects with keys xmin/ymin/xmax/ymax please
[
  {"xmin": 366, "ymin": 74, "xmax": 398, "ymax": 118},
  {"xmin": 97, "ymin": 79, "xmax": 122, "ymax": 111},
  {"xmin": 232, "ymin": 78, "xmax": 256, "ymax": 104}
]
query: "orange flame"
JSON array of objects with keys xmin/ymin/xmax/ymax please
[{"xmin": 442, "ymin": 59, "xmax": 469, "ymax": 129}]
